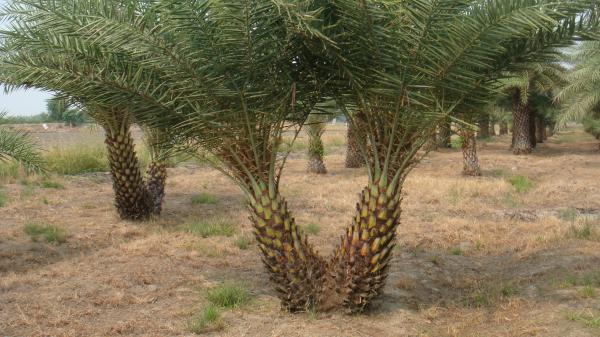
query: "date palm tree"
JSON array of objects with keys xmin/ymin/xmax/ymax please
[
  {"xmin": 344, "ymin": 111, "xmax": 367, "ymax": 168},
  {"xmin": 304, "ymin": 0, "xmax": 596, "ymax": 310},
  {"xmin": 1, "ymin": 0, "xmax": 596, "ymax": 314},
  {"xmin": 0, "ymin": 10, "xmax": 172, "ymax": 220},
  {"xmin": 500, "ymin": 62, "xmax": 566, "ymax": 154},
  {"xmin": 306, "ymin": 100, "xmax": 336, "ymax": 174}
]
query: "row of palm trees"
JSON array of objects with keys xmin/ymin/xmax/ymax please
[{"xmin": 1, "ymin": 0, "xmax": 598, "ymax": 313}]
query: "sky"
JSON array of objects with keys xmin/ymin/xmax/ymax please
[
  {"xmin": 0, "ymin": 0, "xmax": 53, "ymax": 116},
  {"xmin": 0, "ymin": 88, "xmax": 53, "ymax": 116}
]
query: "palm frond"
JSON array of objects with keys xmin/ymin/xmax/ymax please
[{"xmin": 0, "ymin": 126, "xmax": 44, "ymax": 173}]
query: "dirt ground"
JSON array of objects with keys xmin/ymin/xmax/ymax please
[{"xmin": 1, "ymin": 125, "xmax": 600, "ymax": 337}]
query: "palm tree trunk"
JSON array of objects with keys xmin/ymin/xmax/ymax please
[
  {"xmin": 529, "ymin": 109, "xmax": 537, "ymax": 148},
  {"xmin": 437, "ymin": 122, "xmax": 452, "ymax": 148},
  {"xmin": 105, "ymin": 123, "xmax": 153, "ymax": 220},
  {"xmin": 477, "ymin": 113, "xmax": 490, "ymax": 139},
  {"xmin": 511, "ymin": 91, "xmax": 533, "ymax": 155},
  {"xmin": 327, "ymin": 174, "xmax": 401, "ymax": 313},
  {"xmin": 547, "ymin": 121, "xmax": 555, "ymax": 138},
  {"xmin": 248, "ymin": 182, "xmax": 327, "ymax": 312},
  {"xmin": 535, "ymin": 116, "xmax": 545, "ymax": 144},
  {"xmin": 345, "ymin": 116, "xmax": 366, "ymax": 168},
  {"xmin": 499, "ymin": 122, "xmax": 508, "ymax": 135},
  {"xmin": 307, "ymin": 123, "xmax": 327, "ymax": 174},
  {"xmin": 461, "ymin": 129, "xmax": 481, "ymax": 176},
  {"xmin": 146, "ymin": 161, "xmax": 167, "ymax": 215},
  {"xmin": 424, "ymin": 133, "xmax": 438, "ymax": 151}
]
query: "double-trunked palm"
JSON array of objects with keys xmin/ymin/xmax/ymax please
[{"xmin": 0, "ymin": 0, "xmax": 596, "ymax": 313}]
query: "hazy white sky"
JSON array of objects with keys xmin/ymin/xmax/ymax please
[{"xmin": 0, "ymin": 0, "xmax": 53, "ymax": 116}]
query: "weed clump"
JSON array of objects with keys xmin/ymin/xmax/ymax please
[
  {"xmin": 181, "ymin": 218, "xmax": 236, "ymax": 238},
  {"xmin": 23, "ymin": 223, "xmax": 67, "ymax": 244},
  {"xmin": 506, "ymin": 175, "xmax": 534, "ymax": 193},
  {"xmin": 187, "ymin": 305, "xmax": 223, "ymax": 334},
  {"xmin": 191, "ymin": 193, "xmax": 218, "ymax": 205},
  {"xmin": 206, "ymin": 282, "xmax": 251, "ymax": 309}
]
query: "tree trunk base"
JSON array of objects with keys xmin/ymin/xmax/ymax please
[
  {"xmin": 146, "ymin": 161, "xmax": 167, "ymax": 215},
  {"xmin": 512, "ymin": 147, "xmax": 532, "ymax": 155},
  {"xmin": 307, "ymin": 156, "xmax": 327, "ymax": 174},
  {"xmin": 461, "ymin": 130, "xmax": 481, "ymax": 176}
]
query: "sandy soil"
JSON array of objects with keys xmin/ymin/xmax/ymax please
[{"xmin": 1, "ymin": 125, "xmax": 599, "ymax": 337}]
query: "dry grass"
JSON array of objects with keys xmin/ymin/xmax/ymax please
[{"xmin": 1, "ymin": 124, "xmax": 600, "ymax": 336}]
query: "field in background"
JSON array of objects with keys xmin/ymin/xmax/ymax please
[{"xmin": 1, "ymin": 124, "xmax": 600, "ymax": 336}]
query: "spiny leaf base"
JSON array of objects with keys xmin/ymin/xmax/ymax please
[
  {"xmin": 328, "ymin": 179, "xmax": 401, "ymax": 313},
  {"xmin": 249, "ymin": 185, "xmax": 327, "ymax": 312}
]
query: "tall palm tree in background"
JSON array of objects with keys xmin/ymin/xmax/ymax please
[
  {"xmin": 501, "ymin": 62, "xmax": 566, "ymax": 154},
  {"xmin": 477, "ymin": 112, "xmax": 492, "ymax": 139},
  {"xmin": 0, "ymin": 7, "xmax": 173, "ymax": 220},
  {"xmin": 306, "ymin": 115, "xmax": 328, "ymax": 174},
  {"xmin": 437, "ymin": 120, "xmax": 453, "ymax": 148},
  {"xmin": 344, "ymin": 111, "xmax": 366, "ymax": 168},
  {"xmin": 435, "ymin": 1, "xmax": 591, "ymax": 176},
  {"xmin": 490, "ymin": 104, "xmax": 512, "ymax": 135},
  {"xmin": 0, "ymin": 0, "xmax": 597, "ymax": 314},
  {"xmin": 306, "ymin": 101, "xmax": 336, "ymax": 174}
]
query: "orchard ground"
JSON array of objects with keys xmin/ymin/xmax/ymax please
[{"xmin": 1, "ymin": 124, "xmax": 599, "ymax": 337}]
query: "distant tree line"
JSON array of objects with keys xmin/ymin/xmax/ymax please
[{"xmin": 0, "ymin": 95, "xmax": 88, "ymax": 125}]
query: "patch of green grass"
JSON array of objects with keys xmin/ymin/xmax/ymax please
[
  {"xmin": 234, "ymin": 235, "xmax": 252, "ymax": 250},
  {"xmin": 464, "ymin": 283, "xmax": 518, "ymax": 308},
  {"xmin": 449, "ymin": 247, "xmax": 462, "ymax": 256},
  {"xmin": 40, "ymin": 179, "xmax": 64, "ymax": 189},
  {"xmin": 582, "ymin": 272, "xmax": 600, "ymax": 287},
  {"xmin": 563, "ymin": 275, "xmax": 579, "ymax": 287},
  {"xmin": 181, "ymin": 218, "xmax": 236, "ymax": 238},
  {"xmin": 558, "ymin": 272, "xmax": 600, "ymax": 289},
  {"xmin": 501, "ymin": 284, "xmax": 517, "ymax": 297},
  {"xmin": 303, "ymin": 223, "xmax": 320, "ymax": 235},
  {"xmin": 559, "ymin": 208, "xmax": 580, "ymax": 222},
  {"xmin": 206, "ymin": 282, "xmax": 251, "ymax": 309},
  {"xmin": 465, "ymin": 290, "xmax": 492, "ymax": 308},
  {"xmin": 23, "ymin": 223, "xmax": 67, "ymax": 244},
  {"xmin": 187, "ymin": 305, "xmax": 224, "ymax": 334},
  {"xmin": 506, "ymin": 175, "xmax": 534, "ymax": 193},
  {"xmin": 191, "ymin": 193, "xmax": 218, "ymax": 205},
  {"xmin": 567, "ymin": 311, "xmax": 600, "ymax": 328},
  {"xmin": 44, "ymin": 146, "xmax": 109, "ymax": 175},
  {"xmin": 577, "ymin": 286, "xmax": 597, "ymax": 299}
]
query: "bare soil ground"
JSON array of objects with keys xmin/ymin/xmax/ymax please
[{"xmin": 1, "ymin": 125, "xmax": 600, "ymax": 337}]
